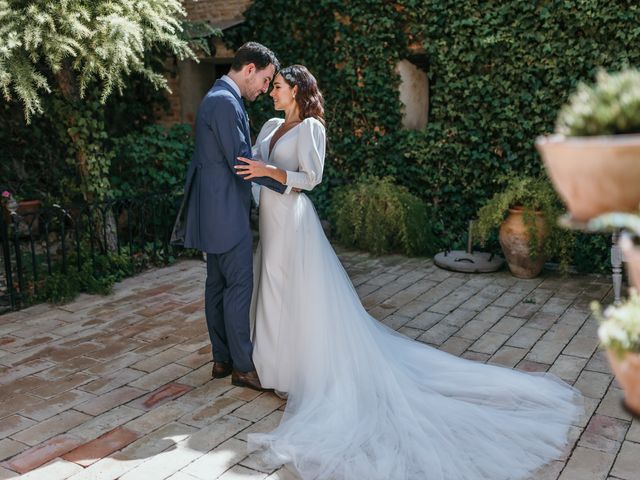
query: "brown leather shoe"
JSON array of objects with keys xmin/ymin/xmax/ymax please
[
  {"xmin": 211, "ymin": 362, "xmax": 232, "ymax": 379},
  {"xmin": 231, "ymin": 369, "xmax": 268, "ymax": 391}
]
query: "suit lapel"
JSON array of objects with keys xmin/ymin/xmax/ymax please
[
  {"xmin": 214, "ymin": 79, "xmax": 251, "ymax": 142},
  {"xmin": 239, "ymin": 101, "xmax": 251, "ymax": 141}
]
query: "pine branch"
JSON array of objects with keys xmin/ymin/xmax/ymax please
[{"xmin": 0, "ymin": 0, "xmax": 197, "ymax": 121}]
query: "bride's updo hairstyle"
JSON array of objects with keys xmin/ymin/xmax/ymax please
[{"xmin": 280, "ymin": 65, "xmax": 325, "ymax": 125}]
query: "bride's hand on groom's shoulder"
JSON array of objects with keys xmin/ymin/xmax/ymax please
[{"xmin": 235, "ymin": 157, "xmax": 268, "ymax": 180}]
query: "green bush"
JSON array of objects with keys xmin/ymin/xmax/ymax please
[
  {"xmin": 110, "ymin": 124, "xmax": 193, "ymax": 197},
  {"xmin": 0, "ymin": 71, "xmax": 172, "ymax": 205},
  {"xmin": 39, "ymin": 266, "xmax": 117, "ymax": 304},
  {"xmin": 37, "ymin": 251, "xmax": 131, "ymax": 304},
  {"xmin": 0, "ymin": 98, "xmax": 77, "ymax": 203},
  {"xmin": 330, "ymin": 176, "xmax": 438, "ymax": 256},
  {"xmin": 28, "ymin": 242, "xmax": 183, "ymax": 305}
]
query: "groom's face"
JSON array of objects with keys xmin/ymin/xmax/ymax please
[{"xmin": 244, "ymin": 64, "xmax": 276, "ymax": 102}]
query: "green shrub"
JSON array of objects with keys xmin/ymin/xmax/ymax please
[
  {"xmin": 330, "ymin": 176, "xmax": 438, "ymax": 256},
  {"xmin": 38, "ymin": 262, "xmax": 114, "ymax": 304},
  {"xmin": 0, "ymin": 70, "xmax": 172, "ymax": 205},
  {"xmin": 36, "ymin": 249, "xmax": 133, "ymax": 304},
  {"xmin": 110, "ymin": 124, "xmax": 193, "ymax": 197},
  {"xmin": 38, "ymin": 271, "xmax": 81, "ymax": 304},
  {"xmin": 29, "ymin": 241, "xmax": 184, "ymax": 305}
]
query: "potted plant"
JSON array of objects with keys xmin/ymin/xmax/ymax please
[
  {"xmin": 536, "ymin": 69, "xmax": 640, "ymax": 221},
  {"xmin": 472, "ymin": 174, "xmax": 573, "ymax": 278},
  {"xmin": 592, "ymin": 292, "xmax": 640, "ymax": 415},
  {"xmin": 1, "ymin": 189, "xmax": 42, "ymax": 236}
]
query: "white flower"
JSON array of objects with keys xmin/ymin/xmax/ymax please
[
  {"xmin": 598, "ymin": 321, "xmax": 630, "ymax": 349},
  {"xmin": 593, "ymin": 291, "xmax": 640, "ymax": 353}
]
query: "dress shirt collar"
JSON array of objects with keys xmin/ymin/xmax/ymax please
[{"xmin": 220, "ymin": 74, "xmax": 242, "ymax": 99}]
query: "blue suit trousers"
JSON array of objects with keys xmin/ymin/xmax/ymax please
[{"xmin": 205, "ymin": 232, "xmax": 254, "ymax": 373}]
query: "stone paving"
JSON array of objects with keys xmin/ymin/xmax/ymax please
[{"xmin": 0, "ymin": 248, "xmax": 638, "ymax": 479}]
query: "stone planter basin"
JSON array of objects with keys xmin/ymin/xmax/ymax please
[{"xmin": 536, "ymin": 134, "xmax": 640, "ymax": 221}]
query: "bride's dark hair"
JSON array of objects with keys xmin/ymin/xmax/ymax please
[{"xmin": 279, "ymin": 65, "xmax": 325, "ymax": 126}]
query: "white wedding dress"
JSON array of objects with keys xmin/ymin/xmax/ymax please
[{"xmin": 249, "ymin": 117, "xmax": 583, "ymax": 480}]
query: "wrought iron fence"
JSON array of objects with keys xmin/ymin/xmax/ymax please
[{"xmin": 0, "ymin": 192, "xmax": 183, "ymax": 313}]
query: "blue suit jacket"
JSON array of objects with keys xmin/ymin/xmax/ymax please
[{"xmin": 171, "ymin": 79, "xmax": 286, "ymax": 253}]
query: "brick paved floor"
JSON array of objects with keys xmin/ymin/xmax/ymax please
[{"xmin": 0, "ymin": 248, "xmax": 638, "ymax": 479}]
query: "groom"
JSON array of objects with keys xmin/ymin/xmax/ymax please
[{"xmin": 172, "ymin": 42, "xmax": 286, "ymax": 391}]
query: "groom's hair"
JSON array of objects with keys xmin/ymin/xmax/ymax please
[{"xmin": 230, "ymin": 42, "xmax": 280, "ymax": 72}]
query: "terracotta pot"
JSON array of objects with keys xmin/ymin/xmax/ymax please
[
  {"xmin": 620, "ymin": 234, "xmax": 640, "ymax": 291},
  {"xmin": 499, "ymin": 206, "xmax": 548, "ymax": 279},
  {"xmin": 536, "ymin": 134, "xmax": 640, "ymax": 221},
  {"xmin": 16, "ymin": 200, "xmax": 42, "ymax": 237},
  {"xmin": 17, "ymin": 200, "xmax": 42, "ymax": 216},
  {"xmin": 606, "ymin": 350, "xmax": 640, "ymax": 416}
]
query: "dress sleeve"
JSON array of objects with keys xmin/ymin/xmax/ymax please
[{"xmin": 284, "ymin": 118, "xmax": 326, "ymax": 194}]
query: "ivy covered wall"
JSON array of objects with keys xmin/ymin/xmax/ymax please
[{"xmin": 228, "ymin": 0, "xmax": 640, "ymax": 270}]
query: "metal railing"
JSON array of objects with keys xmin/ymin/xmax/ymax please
[{"xmin": 0, "ymin": 192, "xmax": 182, "ymax": 313}]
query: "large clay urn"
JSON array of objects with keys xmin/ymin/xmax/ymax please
[
  {"xmin": 536, "ymin": 134, "xmax": 640, "ymax": 221},
  {"xmin": 606, "ymin": 350, "xmax": 640, "ymax": 416},
  {"xmin": 499, "ymin": 206, "xmax": 548, "ymax": 278}
]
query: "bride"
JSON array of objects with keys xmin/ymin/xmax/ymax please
[{"xmin": 235, "ymin": 65, "xmax": 583, "ymax": 480}]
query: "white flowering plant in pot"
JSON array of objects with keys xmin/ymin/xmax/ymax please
[
  {"xmin": 536, "ymin": 69, "xmax": 640, "ymax": 222},
  {"xmin": 592, "ymin": 292, "xmax": 640, "ymax": 356},
  {"xmin": 591, "ymin": 291, "xmax": 640, "ymax": 414}
]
